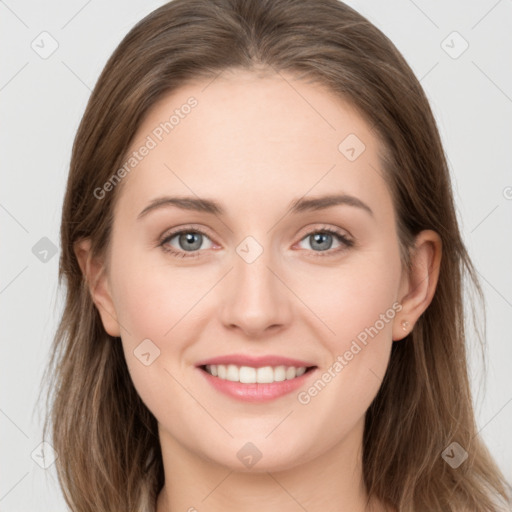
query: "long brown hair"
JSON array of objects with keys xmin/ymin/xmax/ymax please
[{"xmin": 40, "ymin": 0, "xmax": 511, "ymax": 510}]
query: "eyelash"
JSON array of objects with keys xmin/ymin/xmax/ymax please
[{"xmin": 159, "ymin": 224, "xmax": 354, "ymax": 259}]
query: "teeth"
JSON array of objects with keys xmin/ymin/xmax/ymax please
[
  {"xmin": 204, "ymin": 364, "xmax": 309, "ymax": 383},
  {"xmin": 217, "ymin": 364, "xmax": 227, "ymax": 379},
  {"xmin": 239, "ymin": 366, "xmax": 256, "ymax": 383}
]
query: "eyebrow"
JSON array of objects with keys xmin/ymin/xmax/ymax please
[{"xmin": 137, "ymin": 193, "xmax": 374, "ymax": 219}]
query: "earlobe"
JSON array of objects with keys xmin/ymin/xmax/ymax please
[
  {"xmin": 73, "ymin": 238, "xmax": 121, "ymax": 337},
  {"xmin": 393, "ymin": 230, "xmax": 442, "ymax": 341}
]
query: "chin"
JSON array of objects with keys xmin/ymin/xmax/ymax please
[{"xmin": 200, "ymin": 439, "xmax": 314, "ymax": 474}]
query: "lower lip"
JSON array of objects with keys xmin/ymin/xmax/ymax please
[{"xmin": 197, "ymin": 367, "xmax": 317, "ymax": 402}]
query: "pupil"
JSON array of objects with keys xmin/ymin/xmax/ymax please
[
  {"xmin": 180, "ymin": 232, "xmax": 202, "ymax": 251},
  {"xmin": 311, "ymin": 233, "xmax": 332, "ymax": 251}
]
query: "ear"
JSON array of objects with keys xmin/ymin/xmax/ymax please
[
  {"xmin": 74, "ymin": 238, "xmax": 121, "ymax": 337},
  {"xmin": 393, "ymin": 229, "xmax": 442, "ymax": 341}
]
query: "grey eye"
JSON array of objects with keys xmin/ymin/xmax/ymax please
[
  {"xmin": 298, "ymin": 231, "xmax": 344, "ymax": 252},
  {"xmin": 163, "ymin": 231, "xmax": 214, "ymax": 254},
  {"xmin": 308, "ymin": 232, "xmax": 334, "ymax": 251},
  {"xmin": 177, "ymin": 232, "xmax": 204, "ymax": 251}
]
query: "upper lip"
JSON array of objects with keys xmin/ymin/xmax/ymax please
[{"xmin": 195, "ymin": 354, "xmax": 317, "ymax": 368}]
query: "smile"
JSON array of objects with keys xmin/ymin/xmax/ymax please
[
  {"xmin": 197, "ymin": 359, "xmax": 317, "ymax": 402},
  {"xmin": 202, "ymin": 364, "xmax": 312, "ymax": 383}
]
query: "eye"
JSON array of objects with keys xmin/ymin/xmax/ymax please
[
  {"xmin": 296, "ymin": 226, "xmax": 354, "ymax": 256},
  {"xmin": 159, "ymin": 227, "xmax": 215, "ymax": 258},
  {"xmin": 159, "ymin": 224, "xmax": 354, "ymax": 259}
]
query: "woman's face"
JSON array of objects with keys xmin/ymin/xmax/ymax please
[{"xmin": 94, "ymin": 69, "xmax": 410, "ymax": 471}]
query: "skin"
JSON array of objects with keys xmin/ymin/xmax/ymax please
[{"xmin": 75, "ymin": 69, "xmax": 441, "ymax": 512}]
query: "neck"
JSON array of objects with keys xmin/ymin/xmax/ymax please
[{"xmin": 155, "ymin": 417, "xmax": 385, "ymax": 512}]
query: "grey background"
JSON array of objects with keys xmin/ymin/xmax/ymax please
[{"xmin": 1, "ymin": 0, "xmax": 511, "ymax": 509}]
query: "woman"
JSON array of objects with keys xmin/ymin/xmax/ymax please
[{"xmin": 41, "ymin": 0, "xmax": 511, "ymax": 510}]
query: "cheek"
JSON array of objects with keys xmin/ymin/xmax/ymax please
[
  {"xmin": 295, "ymin": 245, "xmax": 401, "ymax": 421},
  {"xmin": 108, "ymin": 252, "xmax": 208, "ymax": 421},
  {"xmin": 110, "ymin": 247, "xmax": 213, "ymax": 341},
  {"xmin": 303, "ymin": 247, "xmax": 401, "ymax": 346}
]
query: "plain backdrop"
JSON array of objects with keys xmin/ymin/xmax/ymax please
[{"xmin": 1, "ymin": 0, "xmax": 511, "ymax": 510}]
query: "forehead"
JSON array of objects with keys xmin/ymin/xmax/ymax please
[{"xmin": 115, "ymin": 69, "xmax": 392, "ymax": 221}]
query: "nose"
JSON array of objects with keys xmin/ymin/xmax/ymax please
[{"xmin": 219, "ymin": 244, "xmax": 293, "ymax": 338}]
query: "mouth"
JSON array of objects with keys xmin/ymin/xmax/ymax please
[
  {"xmin": 195, "ymin": 356, "xmax": 318, "ymax": 402},
  {"xmin": 199, "ymin": 363, "xmax": 317, "ymax": 384}
]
